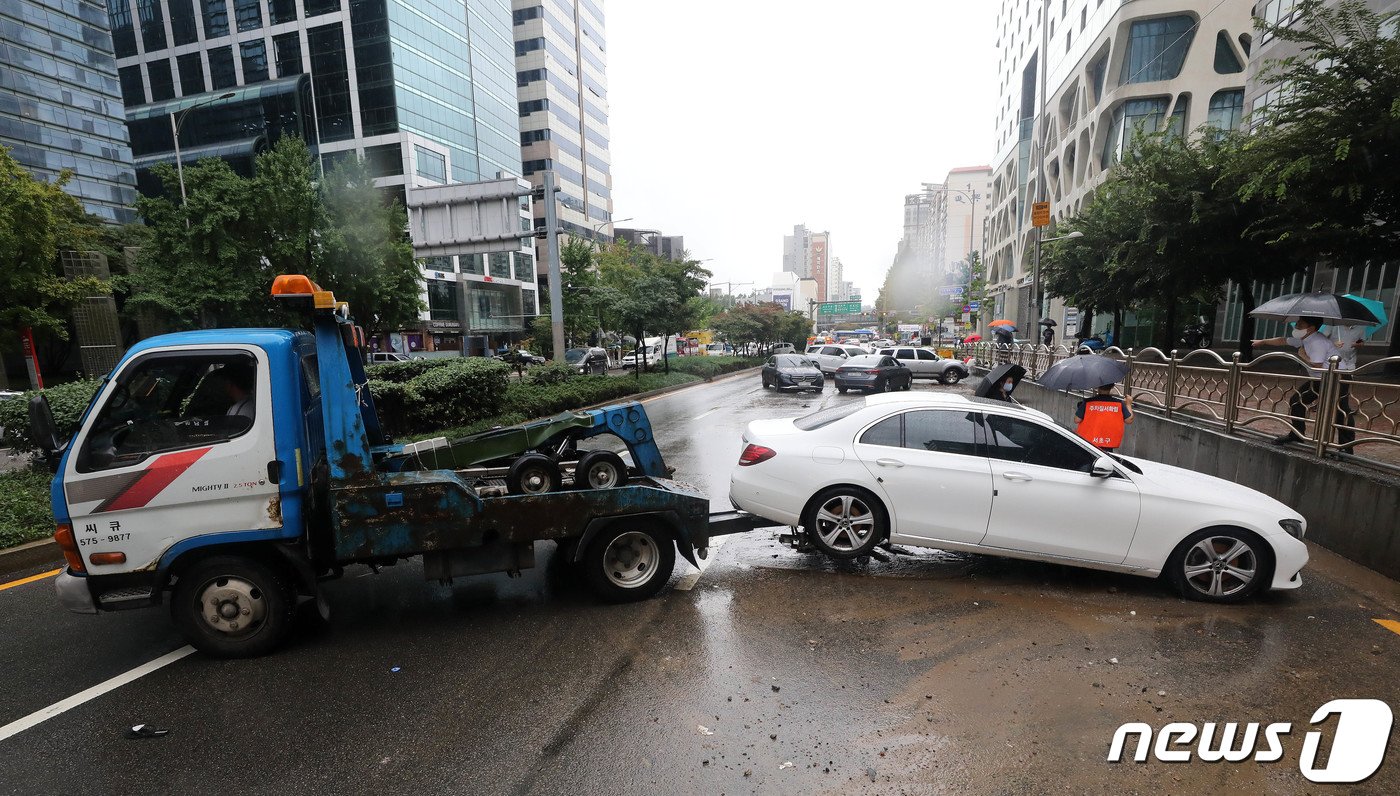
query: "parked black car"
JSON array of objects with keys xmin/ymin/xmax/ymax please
[
  {"xmin": 498, "ymin": 349, "xmax": 546, "ymax": 366},
  {"xmin": 834, "ymin": 354, "xmax": 912, "ymax": 394},
  {"xmin": 564, "ymin": 346, "xmax": 609, "ymax": 375},
  {"xmin": 761, "ymin": 354, "xmax": 824, "ymax": 392}
]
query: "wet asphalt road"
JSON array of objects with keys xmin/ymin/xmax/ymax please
[{"xmin": 3, "ymin": 371, "xmax": 1400, "ymax": 794}]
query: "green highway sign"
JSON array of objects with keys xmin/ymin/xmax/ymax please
[{"xmin": 818, "ymin": 301, "xmax": 862, "ymax": 315}]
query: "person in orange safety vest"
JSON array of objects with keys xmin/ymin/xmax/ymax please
[{"xmin": 1074, "ymin": 384, "xmax": 1134, "ymax": 451}]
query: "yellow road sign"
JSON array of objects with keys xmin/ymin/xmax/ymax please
[{"xmin": 1031, "ymin": 202, "xmax": 1051, "ymax": 227}]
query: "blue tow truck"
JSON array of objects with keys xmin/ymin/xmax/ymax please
[{"xmin": 29, "ymin": 276, "xmax": 765, "ymax": 657}]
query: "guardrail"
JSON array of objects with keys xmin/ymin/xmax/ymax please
[{"xmin": 961, "ymin": 341, "xmax": 1400, "ymax": 471}]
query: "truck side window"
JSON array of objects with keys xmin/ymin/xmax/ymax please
[{"xmin": 77, "ymin": 352, "xmax": 260, "ymax": 473}]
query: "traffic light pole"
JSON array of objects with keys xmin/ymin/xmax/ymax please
[{"xmin": 542, "ymin": 171, "xmax": 566, "ymax": 363}]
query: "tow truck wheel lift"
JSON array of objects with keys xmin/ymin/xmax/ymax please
[{"xmin": 32, "ymin": 275, "xmax": 775, "ymax": 658}]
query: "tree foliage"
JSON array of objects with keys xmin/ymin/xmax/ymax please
[{"xmin": 710, "ymin": 302, "xmax": 812, "ymax": 349}]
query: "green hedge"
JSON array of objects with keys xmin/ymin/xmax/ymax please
[
  {"xmin": 364, "ymin": 358, "xmax": 453, "ymax": 384},
  {"xmin": 0, "ymin": 380, "xmax": 103, "ymax": 454},
  {"xmin": 525, "ymin": 363, "xmax": 579, "ymax": 386},
  {"xmin": 0, "ymin": 467, "xmax": 55, "ymax": 548},
  {"xmin": 665, "ymin": 356, "xmax": 761, "ymax": 380}
]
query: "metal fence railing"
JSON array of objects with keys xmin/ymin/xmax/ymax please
[{"xmin": 961, "ymin": 342, "xmax": 1400, "ymax": 472}]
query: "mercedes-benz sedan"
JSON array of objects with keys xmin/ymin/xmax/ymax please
[{"xmin": 729, "ymin": 393, "xmax": 1309, "ymax": 603}]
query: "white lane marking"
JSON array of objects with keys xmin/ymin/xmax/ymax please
[
  {"xmin": 692, "ymin": 408, "xmax": 720, "ymax": 421},
  {"xmin": 0, "ymin": 645, "xmax": 195, "ymax": 742},
  {"xmin": 674, "ymin": 537, "xmax": 730, "ymax": 591}
]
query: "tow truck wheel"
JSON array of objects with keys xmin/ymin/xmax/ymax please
[
  {"xmin": 507, "ymin": 453, "xmax": 561, "ymax": 495},
  {"xmin": 574, "ymin": 451, "xmax": 628, "ymax": 490},
  {"xmin": 583, "ymin": 521, "xmax": 676, "ymax": 602},
  {"xmin": 171, "ymin": 556, "xmax": 296, "ymax": 658}
]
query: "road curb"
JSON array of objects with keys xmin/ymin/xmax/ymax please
[
  {"xmin": 0, "ymin": 538, "xmax": 60, "ymax": 577},
  {"xmin": 585, "ymin": 366, "xmax": 761, "ymax": 409}
]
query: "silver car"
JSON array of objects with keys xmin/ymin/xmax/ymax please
[
  {"xmin": 805, "ymin": 344, "xmax": 871, "ymax": 374},
  {"xmin": 877, "ymin": 347, "xmax": 970, "ymax": 384}
]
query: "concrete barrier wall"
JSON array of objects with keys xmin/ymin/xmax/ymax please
[{"xmin": 1013, "ymin": 380, "xmax": 1400, "ymax": 581}]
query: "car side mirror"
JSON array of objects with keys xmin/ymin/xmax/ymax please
[
  {"xmin": 28, "ymin": 394, "xmax": 64, "ymax": 473},
  {"xmin": 1090, "ymin": 456, "xmax": 1116, "ymax": 479}
]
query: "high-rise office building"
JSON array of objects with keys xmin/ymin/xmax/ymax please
[
  {"xmin": 1, "ymin": 0, "xmax": 137, "ymax": 223},
  {"xmin": 108, "ymin": 0, "xmax": 536, "ymax": 354},
  {"xmin": 985, "ymin": 0, "xmax": 1252, "ymax": 334},
  {"xmin": 615, "ymin": 227, "xmax": 684, "ymax": 261},
  {"xmin": 939, "ymin": 165, "xmax": 992, "ymax": 277},
  {"xmin": 512, "ymin": 0, "xmax": 613, "ymax": 265},
  {"xmin": 781, "ymin": 223, "xmax": 832, "ymax": 300},
  {"xmin": 782, "ymin": 223, "xmax": 811, "ymax": 276}
]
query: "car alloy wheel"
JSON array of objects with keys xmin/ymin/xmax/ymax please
[
  {"xmin": 804, "ymin": 488, "xmax": 885, "ymax": 558},
  {"xmin": 1168, "ymin": 529, "xmax": 1270, "ymax": 603},
  {"xmin": 942, "ymin": 370, "xmax": 962, "ymax": 385}
]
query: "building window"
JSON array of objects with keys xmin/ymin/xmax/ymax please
[
  {"xmin": 137, "ymin": 0, "xmax": 168, "ymax": 52},
  {"xmin": 267, "ymin": 0, "xmax": 297, "ymax": 24},
  {"xmin": 513, "ymin": 252, "xmax": 534, "ymax": 282},
  {"xmin": 178, "ymin": 53, "xmax": 205, "ymax": 95},
  {"xmin": 110, "ymin": 0, "xmax": 136, "ymax": 58},
  {"xmin": 1213, "ymin": 31, "xmax": 1243, "ymax": 73},
  {"xmin": 1101, "ymin": 97, "xmax": 1169, "ymax": 167},
  {"xmin": 1120, "ymin": 15, "xmax": 1196, "ymax": 85},
  {"xmin": 208, "ymin": 46, "xmax": 236, "ymax": 89},
  {"xmin": 363, "ymin": 143, "xmax": 402, "ymax": 177},
  {"xmin": 1206, "ymin": 89, "xmax": 1244, "ymax": 131},
  {"xmin": 1257, "ymin": 1, "xmax": 1299, "ymax": 44},
  {"xmin": 307, "ymin": 24, "xmax": 353, "ymax": 142},
  {"xmin": 415, "ymin": 146, "xmax": 446, "ymax": 183},
  {"xmin": 461, "ymin": 254, "xmax": 484, "ymax": 275},
  {"xmin": 351, "ymin": 0, "xmax": 397, "ymax": 137},
  {"xmin": 489, "ymin": 252, "xmax": 511, "ymax": 280},
  {"xmin": 427, "ymin": 279, "xmax": 460, "ymax": 322},
  {"xmin": 1088, "ymin": 50, "xmax": 1108, "ymax": 103},
  {"xmin": 305, "ymin": 0, "xmax": 340, "ymax": 16},
  {"xmin": 1168, "ymin": 94, "xmax": 1189, "ymax": 137},
  {"xmin": 170, "ymin": 0, "xmax": 199, "ymax": 45},
  {"xmin": 118, "ymin": 65, "xmax": 145, "ymax": 106},
  {"xmin": 234, "ymin": 0, "xmax": 262, "ymax": 31},
  {"xmin": 240, "ymin": 40, "xmax": 269, "ymax": 84},
  {"xmin": 147, "ymin": 60, "xmax": 176, "ymax": 102},
  {"xmin": 203, "ymin": 0, "xmax": 230, "ymax": 38},
  {"xmin": 273, "ymin": 32, "xmax": 302, "ymax": 77}
]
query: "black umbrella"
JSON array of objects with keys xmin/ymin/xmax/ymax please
[
  {"xmin": 1248, "ymin": 292, "xmax": 1382, "ymax": 325},
  {"xmin": 1038, "ymin": 318, "xmax": 1057, "ymax": 327},
  {"xmin": 975, "ymin": 363, "xmax": 1026, "ymax": 399},
  {"xmin": 1037, "ymin": 355, "xmax": 1131, "ymax": 392}
]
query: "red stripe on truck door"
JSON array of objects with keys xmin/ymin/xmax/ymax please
[{"xmin": 100, "ymin": 447, "xmax": 213, "ymax": 512}]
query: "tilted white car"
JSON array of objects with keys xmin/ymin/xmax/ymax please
[{"xmin": 729, "ymin": 393, "xmax": 1309, "ymax": 602}]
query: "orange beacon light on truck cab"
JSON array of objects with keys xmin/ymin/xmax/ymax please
[{"xmin": 271, "ymin": 274, "xmax": 337, "ymax": 309}]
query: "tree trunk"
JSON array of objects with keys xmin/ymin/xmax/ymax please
[
  {"xmin": 1112, "ymin": 308, "xmax": 1123, "ymax": 349},
  {"xmin": 635, "ymin": 327, "xmax": 644, "ymax": 378},
  {"xmin": 1238, "ymin": 281, "xmax": 1256, "ymax": 360},
  {"xmin": 663, "ymin": 333, "xmax": 670, "ymax": 374}
]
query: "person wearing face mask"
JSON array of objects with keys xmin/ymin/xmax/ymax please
[{"xmin": 1252, "ymin": 316, "xmax": 1356, "ymax": 446}]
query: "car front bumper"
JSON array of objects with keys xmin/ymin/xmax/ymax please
[
  {"xmin": 55, "ymin": 568, "xmax": 98, "ymax": 614},
  {"xmin": 777, "ymin": 374, "xmax": 824, "ymax": 389}
]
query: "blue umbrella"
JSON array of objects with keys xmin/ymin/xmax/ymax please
[{"xmin": 1320, "ymin": 294, "xmax": 1388, "ymax": 339}]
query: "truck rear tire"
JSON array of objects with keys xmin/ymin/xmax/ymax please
[
  {"xmin": 582, "ymin": 521, "xmax": 676, "ymax": 602},
  {"xmin": 170, "ymin": 556, "xmax": 296, "ymax": 658}
]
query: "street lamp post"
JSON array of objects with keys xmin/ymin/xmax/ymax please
[
  {"xmin": 1031, "ymin": 230, "xmax": 1084, "ymax": 330},
  {"xmin": 590, "ymin": 216, "xmax": 632, "ymax": 244},
  {"xmin": 170, "ymin": 92, "xmax": 236, "ymax": 210}
]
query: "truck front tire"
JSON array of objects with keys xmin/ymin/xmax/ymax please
[
  {"xmin": 582, "ymin": 521, "xmax": 675, "ymax": 602},
  {"xmin": 170, "ymin": 555, "xmax": 296, "ymax": 658}
]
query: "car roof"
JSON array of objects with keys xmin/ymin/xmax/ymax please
[{"xmin": 862, "ymin": 392, "xmax": 1053, "ymax": 423}]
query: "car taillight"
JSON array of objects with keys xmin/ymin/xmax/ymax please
[
  {"xmin": 738, "ymin": 444, "xmax": 776, "ymax": 466},
  {"xmin": 53, "ymin": 523, "xmax": 86, "ymax": 574},
  {"xmin": 865, "ymin": 369, "xmax": 881, "ymax": 375}
]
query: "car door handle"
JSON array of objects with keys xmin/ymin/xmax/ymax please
[
  {"xmin": 1002, "ymin": 471, "xmax": 1032, "ymax": 482},
  {"xmin": 875, "ymin": 458, "xmax": 905, "ymax": 468}
]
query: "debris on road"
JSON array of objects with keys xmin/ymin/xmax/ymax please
[
  {"xmin": 697, "ymin": 725, "xmax": 714, "ymax": 736},
  {"xmin": 778, "ymin": 761, "xmax": 794, "ymax": 770},
  {"xmin": 126, "ymin": 724, "xmax": 169, "ymax": 740}
]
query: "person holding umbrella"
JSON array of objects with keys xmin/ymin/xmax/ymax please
[
  {"xmin": 1041, "ymin": 319, "xmax": 1055, "ymax": 347},
  {"xmin": 1038, "ymin": 355, "xmax": 1134, "ymax": 451},
  {"xmin": 990, "ymin": 320, "xmax": 1016, "ymax": 364},
  {"xmin": 1251, "ymin": 315, "xmax": 1357, "ymax": 446}
]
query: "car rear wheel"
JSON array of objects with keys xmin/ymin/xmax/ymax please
[
  {"xmin": 941, "ymin": 370, "xmax": 963, "ymax": 385},
  {"xmin": 1166, "ymin": 528, "xmax": 1272, "ymax": 603},
  {"xmin": 802, "ymin": 487, "xmax": 887, "ymax": 559},
  {"xmin": 837, "ymin": 387, "xmax": 848, "ymax": 394}
]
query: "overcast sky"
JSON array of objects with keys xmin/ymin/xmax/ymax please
[{"xmin": 606, "ymin": 0, "xmax": 999, "ymax": 302}]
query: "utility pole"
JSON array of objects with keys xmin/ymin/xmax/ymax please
[
  {"xmin": 542, "ymin": 171, "xmax": 566, "ymax": 362},
  {"xmin": 1030, "ymin": 0, "xmax": 1050, "ymax": 329}
]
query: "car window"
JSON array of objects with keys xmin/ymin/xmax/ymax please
[
  {"xmin": 821, "ymin": 346, "xmax": 843, "ymax": 356},
  {"xmin": 877, "ymin": 348, "xmax": 892, "ymax": 356},
  {"xmin": 77, "ymin": 352, "xmax": 258, "ymax": 473},
  {"xmin": 859, "ymin": 414, "xmax": 902, "ymax": 447},
  {"xmin": 806, "ymin": 346, "xmax": 821, "ymax": 354},
  {"xmin": 882, "ymin": 357, "xmax": 900, "ymax": 367},
  {"xmin": 794, "ymin": 400, "xmax": 867, "ymax": 431},
  {"xmin": 894, "ymin": 349, "xmax": 916, "ymax": 360},
  {"xmin": 916, "ymin": 350, "xmax": 937, "ymax": 361},
  {"xmin": 903, "ymin": 410, "xmax": 981, "ymax": 457},
  {"xmin": 982, "ymin": 415, "xmax": 1096, "ymax": 472},
  {"xmin": 767, "ymin": 357, "xmax": 777, "ymax": 366},
  {"xmin": 844, "ymin": 347, "xmax": 867, "ymax": 356}
]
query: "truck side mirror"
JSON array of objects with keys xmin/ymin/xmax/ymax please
[{"xmin": 28, "ymin": 394, "xmax": 63, "ymax": 473}]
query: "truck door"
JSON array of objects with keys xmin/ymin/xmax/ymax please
[{"xmin": 62, "ymin": 347, "xmax": 282, "ymax": 573}]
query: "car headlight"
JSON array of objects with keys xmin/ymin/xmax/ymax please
[{"xmin": 1279, "ymin": 519, "xmax": 1304, "ymax": 539}]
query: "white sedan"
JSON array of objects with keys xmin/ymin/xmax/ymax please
[{"xmin": 729, "ymin": 393, "xmax": 1309, "ymax": 603}]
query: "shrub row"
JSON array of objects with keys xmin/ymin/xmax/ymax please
[
  {"xmin": 363, "ymin": 357, "xmax": 454, "ymax": 384},
  {"xmin": 367, "ymin": 357, "xmax": 510, "ymax": 438},
  {"xmin": 0, "ymin": 467, "xmax": 55, "ymax": 548},
  {"xmin": 663, "ymin": 356, "xmax": 762, "ymax": 380},
  {"xmin": 0, "ymin": 379, "xmax": 103, "ymax": 454}
]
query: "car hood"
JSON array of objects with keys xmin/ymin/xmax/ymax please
[
  {"xmin": 776, "ymin": 366, "xmax": 820, "ymax": 374},
  {"xmin": 1118, "ymin": 455, "xmax": 1298, "ymax": 518}
]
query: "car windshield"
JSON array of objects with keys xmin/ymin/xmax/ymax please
[
  {"xmin": 775, "ymin": 355, "xmax": 812, "ymax": 367},
  {"xmin": 793, "ymin": 399, "xmax": 868, "ymax": 430},
  {"xmin": 843, "ymin": 355, "xmax": 885, "ymax": 367},
  {"xmin": 563, "ymin": 348, "xmax": 587, "ymax": 363}
]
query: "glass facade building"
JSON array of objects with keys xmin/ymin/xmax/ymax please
[{"xmin": 0, "ymin": 0, "xmax": 137, "ymax": 223}]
